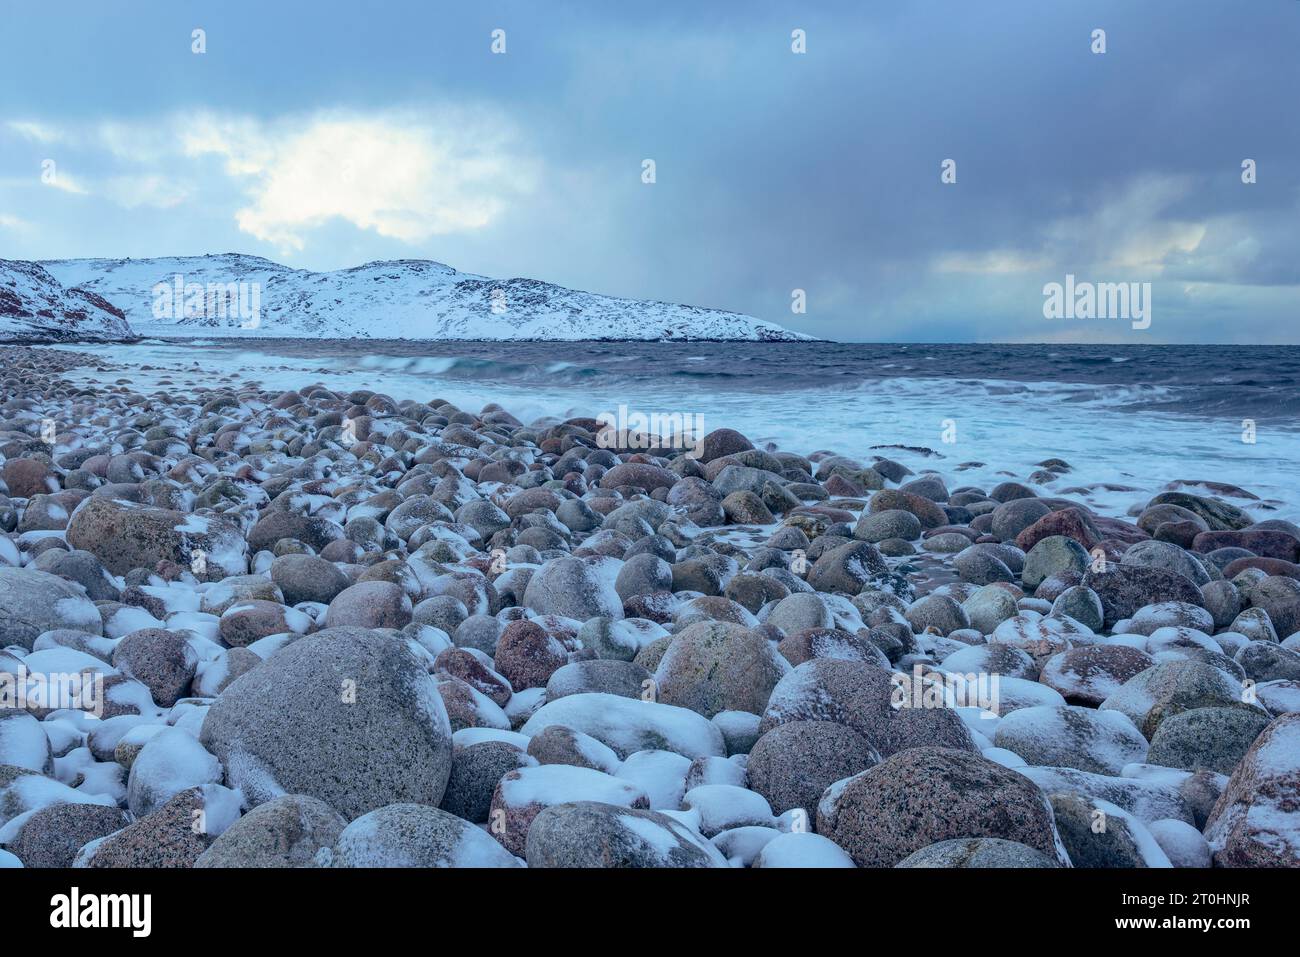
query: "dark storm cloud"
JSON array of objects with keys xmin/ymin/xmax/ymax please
[{"xmin": 0, "ymin": 0, "xmax": 1296, "ymax": 340}]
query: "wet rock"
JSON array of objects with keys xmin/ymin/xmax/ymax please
[
  {"xmin": 1146, "ymin": 492, "xmax": 1251, "ymax": 532},
  {"xmin": 1194, "ymin": 529, "xmax": 1300, "ymax": 562},
  {"xmin": 1022, "ymin": 536, "xmax": 1090, "ymax": 591},
  {"xmin": 905, "ymin": 594, "xmax": 970, "ymax": 636},
  {"xmin": 853, "ymin": 509, "xmax": 922, "ymax": 543},
  {"xmin": 1015, "ymin": 507, "xmax": 1102, "ymax": 552},
  {"xmin": 1123, "ymin": 540, "xmax": 1212, "ymax": 587},
  {"xmin": 961, "ymin": 585, "xmax": 1021, "ymax": 636},
  {"xmin": 867, "ymin": 490, "xmax": 947, "ymax": 529},
  {"xmin": 806, "ymin": 541, "xmax": 889, "ymax": 595},
  {"xmin": 1083, "ymin": 565, "xmax": 1205, "ymax": 629}
]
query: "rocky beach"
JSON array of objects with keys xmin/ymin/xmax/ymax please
[{"xmin": 1, "ymin": 342, "xmax": 1298, "ymax": 870}]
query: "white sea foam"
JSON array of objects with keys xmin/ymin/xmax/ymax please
[{"xmin": 47, "ymin": 340, "xmax": 1300, "ymax": 525}]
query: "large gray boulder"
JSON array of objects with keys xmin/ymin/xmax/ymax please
[
  {"xmin": 270, "ymin": 554, "xmax": 351, "ymax": 606},
  {"xmin": 760, "ymin": 659, "xmax": 978, "ymax": 757},
  {"xmin": 1146, "ymin": 706, "xmax": 1271, "ymax": 775},
  {"xmin": 1082, "ymin": 565, "xmax": 1205, "ymax": 629},
  {"xmin": 200, "ymin": 628, "xmax": 454, "ymax": 820},
  {"xmin": 522, "ymin": 557, "xmax": 622, "ymax": 620},
  {"xmin": 0, "ymin": 567, "xmax": 102, "ymax": 651},
  {"xmin": 746, "ymin": 720, "xmax": 880, "ymax": 817},
  {"xmin": 653, "ymin": 621, "xmax": 789, "ymax": 718}
]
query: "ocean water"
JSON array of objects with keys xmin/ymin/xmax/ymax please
[{"xmin": 50, "ymin": 339, "xmax": 1300, "ymax": 524}]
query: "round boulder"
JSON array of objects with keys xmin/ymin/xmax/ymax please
[
  {"xmin": 525, "ymin": 801, "xmax": 725, "ymax": 867},
  {"xmin": 653, "ymin": 621, "xmax": 789, "ymax": 718},
  {"xmin": 199, "ymin": 628, "xmax": 455, "ymax": 820},
  {"xmin": 746, "ymin": 720, "xmax": 880, "ymax": 817},
  {"xmin": 0, "ymin": 567, "xmax": 102, "ymax": 651},
  {"xmin": 817, "ymin": 747, "xmax": 1068, "ymax": 868}
]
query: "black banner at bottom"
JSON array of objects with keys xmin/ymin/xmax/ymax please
[{"xmin": 2, "ymin": 866, "xmax": 1279, "ymax": 943}]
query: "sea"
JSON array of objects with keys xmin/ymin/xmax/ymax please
[{"xmin": 47, "ymin": 339, "xmax": 1300, "ymax": 524}]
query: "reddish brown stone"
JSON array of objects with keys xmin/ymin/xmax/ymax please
[
  {"xmin": 1194, "ymin": 530, "xmax": 1300, "ymax": 562},
  {"xmin": 1223, "ymin": 557, "xmax": 1300, "ymax": 582},
  {"xmin": 494, "ymin": 620, "xmax": 571, "ymax": 690},
  {"xmin": 1015, "ymin": 507, "xmax": 1102, "ymax": 552}
]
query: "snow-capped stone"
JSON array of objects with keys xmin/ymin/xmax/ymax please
[
  {"xmin": 0, "ymin": 567, "xmax": 103, "ymax": 652},
  {"xmin": 195, "ymin": 794, "xmax": 346, "ymax": 867},
  {"xmin": 489, "ymin": 764, "xmax": 648, "ymax": 856},
  {"xmin": 524, "ymin": 801, "xmax": 727, "ymax": 867},
  {"xmin": 992, "ymin": 705, "xmax": 1149, "ymax": 775},
  {"xmin": 521, "ymin": 692, "xmax": 725, "ymax": 760},
  {"xmin": 324, "ymin": 802, "xmax": 520, "ymax": 867},
  {"xmin": 1203, "ymin": 712, "xmax": 1300, "ymax": 867},
  {"xmin": 754, "ymin": 831, "xmax": 857, "ymax": 868}
]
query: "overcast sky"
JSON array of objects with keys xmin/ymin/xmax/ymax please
[{"xmin": 2, "ymin": 0, "xmax": 1297, "ymax": 342}]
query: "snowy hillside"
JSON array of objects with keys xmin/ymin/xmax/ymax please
[
  {"xmin": 41, "ymin": 254, "xmax": 812, "ymax": 341},
  {"xmin": 0, "ymin": 259, "xmax": 134, "ymax": 342}
]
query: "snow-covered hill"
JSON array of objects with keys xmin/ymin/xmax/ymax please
[
  {"xmin": 41, "ymin": 254, "xmax": 812, "ymax": 341},
  {"xmin": 0, "ymin": 259, "xmax": 134, "ymax": 342}
]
